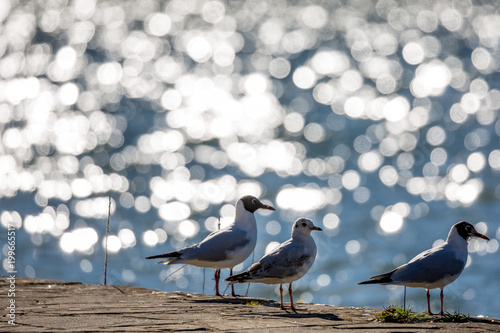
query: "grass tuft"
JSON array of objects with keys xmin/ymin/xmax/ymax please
[
  {"xmin": 245, "ymin": 301, "xmax": 261, "ymax": 306},
  {"xmin": 376, "ymin": 306, "xmax": 472, "ymax": 323},
  {"xmin": 376, "ymin": 305, "xmax": 428, "ymax": 323},
  {"xmin": 433, "ymin": 311, "xmax": 471, "ymax": 323}
]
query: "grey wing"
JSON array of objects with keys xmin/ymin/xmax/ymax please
[
  {"xmin": 393, "ymin": 248, "xmax": 465, "ymax": 284},
  {"xmin": 181, "ymin": 225, "xmax": 252, "ymax": 262},
  {"xmin": 256, "ymin": 240, "xmax": 314, "ymax": 278}
]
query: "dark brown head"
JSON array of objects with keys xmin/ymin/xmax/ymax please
[
  {"xmin": 455, "ymin": 221, "xmax": 489, "ymax": 241},
  {"xmin": 240, "ymin": 195, "xmax": 275, "ymax": 213}
]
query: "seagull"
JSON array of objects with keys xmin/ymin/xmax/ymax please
[
  {"xmin": 225, "ymin": 218, "xmax": 322, "ymax": 311},
  {"xmin": 358, "ymin": 221, "xmax": 489, "ymax": 315},
  {"xmin": 146, "ymin": 195, "xmax": 275, "ymax": 296}
]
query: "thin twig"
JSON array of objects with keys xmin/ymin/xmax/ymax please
[
  {"xmin": 209, "ymin": 217, "xmax": 220, "ymax": 295},
  {"xmin": 404, "ymin": 286, "xmax": 407, "ymax": 311},
  {"xmin": 245, "ymin": 251, "xmax": 254, "ymax": 296},
  {"xmin": 222, "ymin": 284, "xmax": 230, "ymax": 294},
  {"xmin": 104, "ymin": 196, "xmax": 111, "ymax": 285},
  {"xmin": 162, "ymin": 265, "xmax": 187, "ymax": 283}
]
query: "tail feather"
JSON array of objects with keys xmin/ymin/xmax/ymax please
[{"xmin": 358, "ymin": 269, "xmax": 395, "ymax": 285}]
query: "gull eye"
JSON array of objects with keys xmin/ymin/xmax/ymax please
[{"xmin": 301, "ymin": 222, "xmax": 307, "ymax": 227}]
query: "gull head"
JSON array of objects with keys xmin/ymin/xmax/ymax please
[
  {"xmin": 292, "ymin": 217, "xmax": 322, "ymax": 236},
  {"xmin": 240, "ymin": 195, "xmax": 276, "ymax": 213},
  {"xmin": 454, "ymin": 221, "xmax": 489, "ymax": 241}
]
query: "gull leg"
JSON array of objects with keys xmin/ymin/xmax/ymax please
[
  {"xmin": 281, "ymin": 283, "xmax": 306, "ymax": 311},
  {"xmin": 289, "ymin": 284, "xmax": 296, "ymax": 311},
  {"xmin": 279, "ymin": 284, "xmax": 285, "ymax": 310},
  {"xmin": 439, "ymin": 288, "xmax": 445, "ymax": 316},
  {"xmin": 214, "ymin": 269, "xmax": 222, "ymax": 296},
  {"xmin": 289, "ymin": 283, "xmax": 307, "ymax": 311}
]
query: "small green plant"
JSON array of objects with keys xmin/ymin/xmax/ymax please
[
  {"xmin": 376, "ymin": 305, "xmax": 428, "ymax": 323},
  {"xmin": 433, "ymin": 311, "xmax": 471, "ymax": 323},
  {"xmin": 245, "ymin": 301, "xmax": 261, "ymax": 306}
]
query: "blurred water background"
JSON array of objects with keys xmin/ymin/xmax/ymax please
[{"xmin": 1, "ymin": 0, "xmax": 500, "ymax": 318}]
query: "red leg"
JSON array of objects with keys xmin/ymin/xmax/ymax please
[
  {"xmin": 427, "ymin": 289, "xmax": 437, "ymax": 315},
  {"xmin": 280, "ymin": 283, "xmax": 306, "ymax": 311},
  {"xmin": 279, "ymin": 284, "xmax": 285, "ymax": 310},
  {"xmin": 289, "ymin": 283, "xmax": 295, "ymax": 311},
  {"xmin": 288, "ymin": 283, "xmax": 307, "ymax": 311},
  {"xmin": 439, "ymin": 288, "xmax": 444, "ymax": 316},
  {"xmin": 214, "ymin": 269, "xmax": 222, "ymax": 296}
]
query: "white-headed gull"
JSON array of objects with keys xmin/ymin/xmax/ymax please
[
  {"xmin": 359, "ymin": 221, "xmax": 489, "ymax": 315},
  {"xmin": 225, "ymin": 218, "xmax": 322, "ymax": 311},
  {"xmin": 146, "ymin": 195, "xmax": 275, "ymax": 296}
]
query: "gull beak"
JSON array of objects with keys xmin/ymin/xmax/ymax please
[
  {"xmin": 260, "ymin": 203, "xmax": 276, "ymax": 211},
  {"xmin": 473, "ymin": 232, "xmax": 489, "ymax": 241},
  {"xmin": 311, "ymin": 226, "xmax": 323, "ymax": 231}
]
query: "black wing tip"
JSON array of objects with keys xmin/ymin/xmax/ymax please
[
  {"xmin": 145, "ymin": 254, "xmax": 164, "ymax": 260},
  {"xmin": 224, "ymin": 276, "xmax": 238, "ymax": 282},
  {"xmin": 145, "ymin": 251, "xmax": 181, "ymax": 260},
  {"xmin": 358, "ymin": 270, "xmax": 395, "ymax": 285},
  {"xmin": 225, "ymin": 272, "xmax": 250, "ymax": 284},
  {"xmin": 358, "ymin": 280, "xmax": 381, "ymax": 285}
]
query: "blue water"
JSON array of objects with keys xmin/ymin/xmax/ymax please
[{"xmin": 1, "ymin": 0, "xmax": 500, "ymax": 319}]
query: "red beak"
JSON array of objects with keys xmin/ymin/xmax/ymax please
[
  {"xmin": 311, "ymin": 226, "xmax": 323, "ymax": 231},
  {"xmin": 260, "ymin": 204, "xmax": 276, "ymax": 211},
  {"xmin": 474, "ymin": 232, "xmax": 489, "ymax": 241}
]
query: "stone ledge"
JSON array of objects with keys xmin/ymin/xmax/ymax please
[{"xmin": 1, "ymin": 277, "xmax": 499, "ymax": 332}]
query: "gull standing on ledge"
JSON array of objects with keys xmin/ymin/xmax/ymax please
[
  {"xmin": 359, "ymin": 221, "xmax": 489, "ymax": 315},
  {"xmin": 225, "ymin": 218, "xmax": 322, "ymax": 311},
  {"xmin": 146, "ymin": 195, "xmax": 275, "ymax": 296}
]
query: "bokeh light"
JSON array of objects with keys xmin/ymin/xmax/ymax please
[
  {"xmin": 379, "ymin": 211, "xmax": 404, "ymax": 234},
  {"xmin": 0, "ymin": 0, "xmax": 499, "ymax": 318}
]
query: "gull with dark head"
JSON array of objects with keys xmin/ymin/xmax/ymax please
[
  {"xmin": 146, "ymin": 195, "xmax": 275, "ymax": 296},
  {"xmin": 359, "ymin": 221, "xmax": 489, "ymax": 315},
  {"xmin": 225, "ymin": 218, "xmax": 322, "ymax": 311}
]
